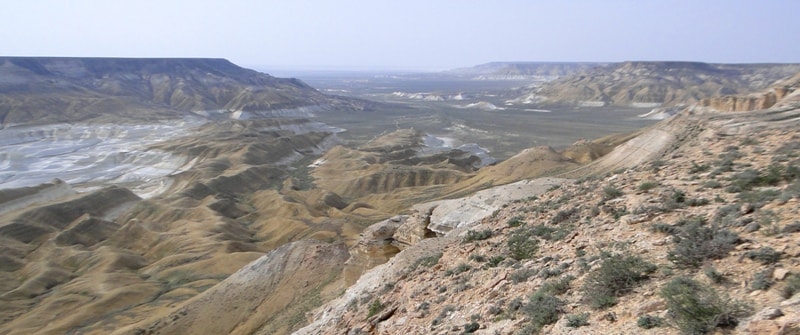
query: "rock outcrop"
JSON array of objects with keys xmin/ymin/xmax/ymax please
[{"xmin": 531, "ymin": 61, "xmax": 800, "ymax": 107}]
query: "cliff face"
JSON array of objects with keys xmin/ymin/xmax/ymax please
[
  {"xmin": 699, "ymin": 72, "xmax": 800, "ymax": 112},
  {"xmin": 532, "ymin": 61, "xmax": 800, "ymax": 107},
  {"xmin": 0, "ymin": 57, "xmax": 349, "ymax": 125}
]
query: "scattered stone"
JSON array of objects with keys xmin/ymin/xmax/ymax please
[
  {"xmin": 744, "ymin": 222, "xmax": 761, "ymax": 233},
  {"xmin": 755, "ymin": 307, "xmax": 784, "ymax": 320},
  {"xmin": 774, "ymin": 268, "xmax": 790, "ymax": 281},
  {"xmin": 635, "ymin": 299, "xmax": 666, "ymax": 315}
]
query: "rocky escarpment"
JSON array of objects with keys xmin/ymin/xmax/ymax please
[
  {"xmin": 295, "ymin": 75, "xmax": 800, "ymax": 335},
  {"xmin": 699, "ymin": 71, "xmax": 800, "ymax": 112},
  {"xmin": 0, "ymin": 57, "xmax": 362, "ymax": 125},
  {"xmin": 532, "ymin": 61, "xmax": 800, "ymax": 107}
]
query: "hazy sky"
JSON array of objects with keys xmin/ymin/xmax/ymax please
[{"xmin": 2, "ymin": 0, "xmax": 799, "ymax": 70}]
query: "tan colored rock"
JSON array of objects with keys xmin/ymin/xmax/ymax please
[{"xmin": 775, "ymin": 268, "xmax": 791, "ymax": 281}]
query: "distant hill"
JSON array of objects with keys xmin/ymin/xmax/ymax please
[
  {"xmin": 531, "ymin": 61, "xmax": 800, "ymax": 107},
  {"xmin": 0, "ymin": 57, "xmax": 358, "ymax": 125},
  {"xmin": 446, "ymin": 62, "xmax": 603, "ymax": 80}
]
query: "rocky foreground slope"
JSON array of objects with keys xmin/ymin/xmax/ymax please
[{"xmin": 294, "ymin": 77, "xmax": 800, "ymax": 334}]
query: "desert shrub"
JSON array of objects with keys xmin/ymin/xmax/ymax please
[
  {"xmin": 538, "ymin": 263, "xmax": 570, "ymax": 279},
  {"xmin": 508, "ymin": 216, "xmax": 525, "ymax": 227},
  {"xmin": 566, "ymin": 313, "xmax": 590, "ymax": 328},
  {"xmin": 713, "ymin": 204, "xmax": 741, "ymax": 226},
  {"xmin": 367, "ymin": 299, "xmax": 385, "ymax": 318},
  {"xmin": 782, "ymin": 274, "xmax": 800, "ymax": 298},
  {"xmin": 751, "ymin": 269, "xmax": 774, "ymax": 291},
  {"xmin": 650, "ymin": 222, "xmax": 680, "ymax": 235},
  {"xmin": 508, "ymin": 227, "xmax": 540, "ymax": 260},
  {"xmin": 486, "ymin": 255, "xmax": 505, "ymax": 267},
  {"xmin": 602, "ymin": 186, "xmax": 624, "ymax": 201},
  {"xmin": 667, "ymin": 218, "xmax": 739, "ymax": 268},
  {"xmin": 638, "ymin": 181, "xmax": 659, "ymax": 192},
  {"xmin": 463, "ymin": 229, "xmax": 493, "ymax": 242},
  {"xmin": 663, "ymin": 188, "xmax": 687, "ymax": 210},
  {"xmin": 650, "ymin": 160, "xmax": 666, "ymax": 171},
  {"xmin": 783, "ymin": 221, "xmax": 800, "ymax": 233},
  {"xmin": 445, "ymin": 263, "xmax": 472, "ymax": 276},
  {"xmin": 689, "ymin": 161, "xmax": 710, "ymax": 174},
  {"xmin": 539, "ymin": 275, "xmax": 574, "ymax": 296},
  {"xmin": 469, "ymin": 254, "xmax": 486, "ymax": 262},
  {"xmin": 637, "ymin": 314, "xmax": 665, "ymax": 329},
  {"xmin": 703, "ymin": 266, "xmax": 725, "ymax": 284},
  {"xmin": 411, "ymin": 252, "xmax": 442, "ymax": 270},
  {"xmin": 661, "ymin": 277, "xmax": 751, "ymax": 334},
  {"xmin": 462, "ymin": 322, "xmax": 479, "ymax": 333},
  {"xmin": 530, "ymin": 224, "xmax": 573, "ymax": 241},
  {"xmin": 740, "ymin": 137, "xmax": 759, "ymax": 146},
  {"xmin": 686, "ymin": 197, "xmax": 710, "ymax": 207},
  {"xmin": 581, "ymin": 253, "xmax": 656, "ymax": 309},
  {"xmin": 727, "ymin": 168, "xmax": 761, "ymax": 192},
  {"xmin": 510, "ymin": 267, "xmax": 538, "ymax": 284},
  {"xmin": 703, "ymin": 179, "xmax": 722, "ymax": 189},
  {"xmin": 745, "ymin": 247, "xmax": 781, "ymax": 264},
  {"xmin": 550, "ymin": 207, "xmax": 580, "ymax": 224},
  {"xmin": 521, "ymin": 291, "xmax": 564, "ymax": 333},
  {"xmin": 737, "ymin": 189, "xmax": 781, "ymax": 207}
]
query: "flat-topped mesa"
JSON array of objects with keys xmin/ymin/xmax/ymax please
[{"xmin": 0, "ymin": 57, "xmax": 354, "ymax": 125}]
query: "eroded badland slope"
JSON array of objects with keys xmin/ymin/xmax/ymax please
[
  {"xmin": 295, "ymin": 76, "xmax": 800, "ymax": 334},
  {"xmin": 2, "ymin": 58, "xmax": 799, "ymax": 335},
  {"xmin": 533, "ymin": 61, "xmax": 800, "ymax": 108}
]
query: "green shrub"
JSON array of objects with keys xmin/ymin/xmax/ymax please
[
  {"xmin": 713, "ymin": 204, "xmax": 741, "ymax": 226},
  {"xmin": 508, "ymin": 227, "xmax": 540, "ymax": 260},
  {"xmin": 602, "ymin": 186, "xmax": 624, "ymax": 201},
  {"xmin": 367, "ymin": 299, "xmax": 385, "ymax": 318},
  {"xmin": 751, "ymin": 269, "xmax": 774, "ymax": 291},
  {"xmin": 581, "ymin": 254, "xmax": 656, "ymax": 309},
  {"xmin": 411, "ymin": 252, "xmax": 442, "ymax": 270},
  {"xmin": 510, "ymin": 267, "xmax": 538, "ymax": 284},
  {"xmin": 703, "ymin": 266, "xmax": 725, "ymax": 284},
  {"xmin": 486, "ymin": 255, "xmax": 505, "ymax": 267},
  {"xmin": 463, "ymin": 229, "xmax": 493, "ymax": 242},
  {"xmin": 445, "ymin": 263, "xmax": 472, "ymax": 276},
  {"xmin": 737, "ymin": 189, "xmax": 781, "ymax": 206},
  {"xmin": 469, "ymin": 254, "xmax": 486, "ymax": 262},
  {"xmin": 539, "ymin": 275, "xmax": 574, "ymax": 296},
  {"xmin": 462, "ymin": 321, "xmax": 479, "ymax": 333},
  {"xmin": 530, "ymin": 224, "xmax": 573, "ymax": 241},
  {"xmin": 550, "ymin": 207, "xmax": 580, "ymax": 225},
  {"xmin": 703, "ymin": 179, "xmax": 723, "ymax": 189},
  {"xmin": 521, "ymin": 291, "xmax": 564, "ymax": 333},
  {"xmin": 637, "ymin": 314, "xmax": 665, "ymax": 329},
  {"xmin": 689, "ymin": 161, "xmax": 710, "ymax": 174},
  {"xmin": 507, "ymin": 216, "xmax": 525, "ymax": 227},
  {"xmin": 744, "ymin": 247, "xmax": 781, "ymax": 264},
  {"xmin": 650, "ymin": 222, "xmax": 680, "ymax": 235},
  {"xmin": 661, "ymin": 277, "xmax": 751, "ymax": 334},
  {"xmin": 686, "ymin": 197, "xmax": 710, "ymax": 207},
  {"xmin": 638, "ymin": 181, "xmax": 659, "ymax": 191},
  {"xmin": 667, "ymin": 218, "xmax": 739, "ymax": 268},
  {"xmin": 566, "ymin": 313, "xmax": 590, "ymax": 328}
]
